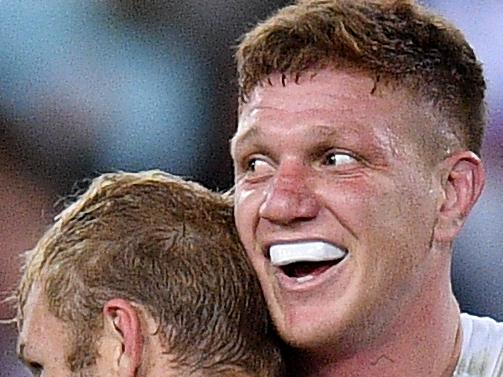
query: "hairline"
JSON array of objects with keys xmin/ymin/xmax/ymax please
[{"xmin": 234, "ymin": 67, "xmax": 464, "ymax": 166}]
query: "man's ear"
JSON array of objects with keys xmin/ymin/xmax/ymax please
[
  {"xmin": 102, "ymin": 299, "xmax": 143, "ymax": 377},
  {"xmin": 434, "ymin": 150, "xmax": 485, "ymax": 242}
]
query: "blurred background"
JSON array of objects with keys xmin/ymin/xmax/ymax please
[{"xmin": 0, "ymin": 1, "xmax": 501, "ymax": 375}]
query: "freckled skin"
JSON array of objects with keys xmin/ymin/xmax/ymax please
[{"xmin": 231, "ymin": 68, "xmax": 450, "ymax": 357}]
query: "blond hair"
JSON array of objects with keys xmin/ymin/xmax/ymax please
[{"xmin": 16, "ymin": 170, "xmax": 284, "ymax": 376}]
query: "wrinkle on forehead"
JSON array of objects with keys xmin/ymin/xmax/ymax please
[
  {"xmin": 236, "ymin": 69, "xmax": 455, "ymax": 168},
  {"xmin": 237, "ymin": 104, "xmax": 398, "ymax": 162},
  {"xmin": 242, "ymin": 78, "xmax": 377, "ymax": 116},
  {"xmin": 240, "ymin": 70, "xmax": 408, "ymax": 126}
]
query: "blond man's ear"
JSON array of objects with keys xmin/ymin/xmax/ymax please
[{"xmin": 100, "ymin": 299, "xmax": 143, "ymax": 377}]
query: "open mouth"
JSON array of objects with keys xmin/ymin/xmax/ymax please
[
  {"xmin": 269, "ymin": 241, "xmax": 347, "ymax": 282},
  {"xmin": 281, "ymin": 260, "xmax": 337, "ymax": 278}
]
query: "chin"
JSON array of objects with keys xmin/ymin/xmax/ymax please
[
  {"xmin": 275, "ymin": 302, "xmax": 376, "ymax": 356},
  {"xmin": 280, "ymin": 326, "xmax": 330, "ymax": 350},
  {"xmin": 275, "ymin": 309, "xmax": 339, "ymax": 349}
]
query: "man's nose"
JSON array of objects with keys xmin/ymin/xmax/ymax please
[{"xmin": 259, "ymin": 166, "xmax": 320, "ymax": 225}]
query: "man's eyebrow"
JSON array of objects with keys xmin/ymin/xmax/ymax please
[{"xmin": 231, "ymin": 124, "xmax": 344, "ymax": 151}]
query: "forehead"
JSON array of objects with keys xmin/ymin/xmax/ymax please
[
  {"xmin": 18, "ymin": 282, "xmax": 72, "ymax": 363},
  {"xmin": 233, "ymin": 69, "xmax": 435, "ymax": 156},
  {"xmin": 244, "ymin": 70, "xmax": 382, "ymax": 111}
]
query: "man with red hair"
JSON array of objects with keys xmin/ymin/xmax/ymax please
[{"xmin": 231, "ymin": 1, "xmax": 503, "ymax": 376}]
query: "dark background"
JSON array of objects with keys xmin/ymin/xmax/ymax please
[{"xmin": 1, "ymin": 1, "xmax": 502, "ymax": 375}]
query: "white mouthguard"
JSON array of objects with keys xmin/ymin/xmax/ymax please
[{"xmin": 270, "ymin": 241, "xmax": 347, "ymax": 267}]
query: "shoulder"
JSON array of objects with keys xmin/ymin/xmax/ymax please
[
  {"xmin": 454, "ymin": 313, "xmax": 503, "ymax": 377},
  {"xmin": 461, "ymin": 313, "xmax": 503, "ymax": 340}
]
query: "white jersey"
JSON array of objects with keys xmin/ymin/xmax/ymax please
[{"xmin": 453, "ymin": 313, "xmax": 503, "ymax": 377}]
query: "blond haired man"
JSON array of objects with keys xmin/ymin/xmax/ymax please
[
  {"xmin": 231, "ymin": 0, "xmax": 503, "ymax": 376},
  {"xmin": 15, "ymin": 171, "xmax": 284, "ymax": 377}
]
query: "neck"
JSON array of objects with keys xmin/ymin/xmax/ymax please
[{"xmin": 289, "ymin": 267, "xmax": 462, "ymax": 377}]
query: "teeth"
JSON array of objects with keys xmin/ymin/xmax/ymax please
[
  {"xmin": 270, "ymin": 241, "xmax": 347, "ymax": 267},
  {"xmin": 296, "ymin": 275, "xmax": 314, "ymax": 284}
]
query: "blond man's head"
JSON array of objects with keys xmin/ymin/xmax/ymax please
[{"xmin": 16, "ymin": 171, "xmax": 284, "ymax": 377}]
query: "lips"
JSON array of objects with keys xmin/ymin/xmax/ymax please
[{"xmin": 268, "ymin": 241, "xmax": 348, "ymax": 282}]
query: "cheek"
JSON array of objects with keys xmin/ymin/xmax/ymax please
[
  {"xmin": 321, "ymin": 178, "xmax": 387, "ymax": 226},
  {"xmin": 327, "ymin": 175, "xmax": 435, "ymax": 237},
  {"xmin": 234, "ymin": 185, "xmax": 255, "ymax": 210},
  {"xmin": 358, "ymin": 179, "xmax": 437, "ymax": 260},
  {"xmin": 234, "ymin": 186, "xmax": 263, "ymax": 246}
]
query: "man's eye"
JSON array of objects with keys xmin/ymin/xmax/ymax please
[
  {"xmin": 247, "ymin": 158, "xmax": 258, "ymax": 171},
  {"xmin": 245, "ymin": 158, "xmax": 273, "ymax": 177},
  {"xmin": 324, "ymin": 152, "xmax": 356, "ymax": 167},
  {"xmin": 247, "ymin": 158, "xmax": 267, "ymax": 172}
]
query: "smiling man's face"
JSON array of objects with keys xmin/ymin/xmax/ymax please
[{"xmin": 232, "ymin": 68, "xmax": 446, "ymax": 353}]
